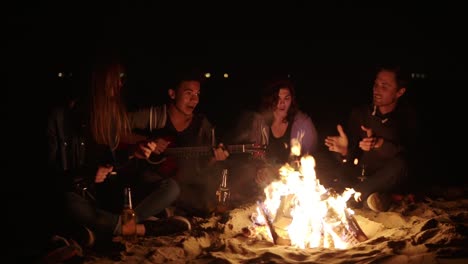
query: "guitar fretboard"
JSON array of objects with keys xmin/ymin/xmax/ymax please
[{"xmin": 165, "ymin": 144, "xmax": 263, "ymax": 157}]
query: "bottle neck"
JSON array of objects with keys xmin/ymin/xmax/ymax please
[
  {"xmin": 221, "ymin": 169, "xmax": 228, "ymax": 188},
  {"xmin": 124, "ymin": 187, "xmax": 133, "ymax": 209}
]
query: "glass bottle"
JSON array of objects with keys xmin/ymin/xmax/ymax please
[
  {"xmin": 121, "ymin": 187, "xmax": 137, "ymax": 243},
  {"xmin": 215, "ymin": 169, "xmax": 231, "ymax": 214}
]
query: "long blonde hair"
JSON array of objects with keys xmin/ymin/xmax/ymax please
[{"xmin": 89, "ymin": 56, "xmax": 131, "ymax": 150}]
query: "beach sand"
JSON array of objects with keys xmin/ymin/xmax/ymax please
[{"xmin": 81, "ymin": 189, "xmax": 468, "ymax": 264}]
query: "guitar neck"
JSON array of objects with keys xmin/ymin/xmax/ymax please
[{"xmin": 165, "ymin": 144, "xmax": 258, "ymax": 158}]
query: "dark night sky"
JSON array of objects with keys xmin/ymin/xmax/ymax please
[
  {"xmin": 6, "ymin": 5, "xmax": 467, "ymax": 258},
  {"xmin": 7, "ymin": 3, "xmax": 467, "ymax": 185}
]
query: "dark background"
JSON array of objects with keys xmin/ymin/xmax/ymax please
[
  {"xmin": 6, "ymin": 3, "xmax": 467, "ymax": 259},
  {"xmin": 8, "ymin": 3, "xmax": 466, "ymax": 180}
]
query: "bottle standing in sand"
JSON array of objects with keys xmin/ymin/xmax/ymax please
[
  {"xmin": 121, "ymin": 187, "xmax": 137, "ymax": 243},
  {"xmin": 215, "ymin": 169, "xmax": 231, "ymax": 213}
]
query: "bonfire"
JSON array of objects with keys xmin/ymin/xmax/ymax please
[
  {"xmin": 252, "ymin": 155, "xmax": 367, "ymax": 249},
  {"xmin": 79, "ymin": 141, "xmax": 468, "ymax": 263}
]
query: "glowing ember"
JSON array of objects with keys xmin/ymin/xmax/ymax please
[{"xmin": 253, "ymin": 155, "xmax": 366, "ymax": 249}]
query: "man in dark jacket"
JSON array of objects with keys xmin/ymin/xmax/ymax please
[{"xmin": 325, "ymin": 64, "xmax": 421, "ymax": 212}]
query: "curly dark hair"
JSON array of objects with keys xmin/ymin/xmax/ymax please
[{"xmin": 260, "ymin": 79, "xmax": 298, "ymax": 125}]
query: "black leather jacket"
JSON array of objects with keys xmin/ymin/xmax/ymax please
[{"xmin": 46, "ymin": 102, "xmax": 110, "ymax": 191}]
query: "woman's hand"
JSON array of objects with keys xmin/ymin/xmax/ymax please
[{"xmin": 95, "ymin": 164, "xmax": 114, "ymax": 183}]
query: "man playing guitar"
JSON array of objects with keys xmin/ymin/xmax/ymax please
[{"xmin": 130, "ymin": 68, "xmax": 229, "ymax": 216}]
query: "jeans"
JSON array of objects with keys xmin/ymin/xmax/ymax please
[
  {"xmin": 337, "ymin": 156, "xmax": 408, "ymax": 200},
  {"xmin": 323, "ymin": 155, "xmax": 408, "ymax": 201},
  {"xmin": 357, "ymin": 156, "xmax": 407, "ymax": 199},
  {"xmin": 65, "ymin": 177, "xmax": 180, "ymax": 236}
]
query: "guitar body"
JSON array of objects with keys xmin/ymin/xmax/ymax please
[{"xmin": 150, "ymin": 135, "xmax": 179, "ymax": 179}]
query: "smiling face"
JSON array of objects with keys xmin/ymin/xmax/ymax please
[
  {"xmin": 373, "ymin": 70, "xmax": 406, "ymax": 113},
  {"xmin": 169, "ymin": 80, "xmax": 201, "ymax": 116}
]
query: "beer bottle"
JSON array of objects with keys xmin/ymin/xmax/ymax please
[
  {"xmin": 121, "ymin": 187, "xmax": 137, "ymax": 243},
  {"xmin": 215, "ymin": 169, "xmax": 231, "ymax": 214}
]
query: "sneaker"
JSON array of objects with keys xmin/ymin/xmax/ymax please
[
  {"xmin": 143, "ymin": 216, "xmax": 191, "ymax": 237},
  {"xmin": 366, "ymin": 192, "xmax": 392, "ymax": 212}
]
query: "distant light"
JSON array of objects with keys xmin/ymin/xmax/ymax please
[
  {"xmin": 411, "ymin": 72, "xmax": 427, "ymax": 79},
  {"xmin": 223, "ymin": 73, "xmax": 229, "ymax": 78},
  {"xmin": 287, "ymin": 74, "xmax": 291, "ymax": 78},
  {"xmin": 58, "ymin": 72, "xmax": 64, "ymax": 78},
  {"xmin": 204, "ymin": 72, "xmax": 211, "ymax": 78}
]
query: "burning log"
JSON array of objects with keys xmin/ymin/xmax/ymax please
[
  {"xmin": 271, "ymin": 194, "xmax": 295, "ymax": 244},
  {"xmin": 256, "ymin": 200, "xmax": 294, "ymax": 246},
  {"xmin": 257, "ymin": 188, "xmax": 368, "ymax": 248},
  {"xmin": 322, "ymin": 189, "xmax": 368, "ymax": 247},
  {"xmin": 257, "ymin": 201, "xmax": 279, "ymax": 244},
  {"xmin": 322, "ymin": 206, "xmax": 359, "ymax": 247},
  {"xmin": 344, "ymin": 209, "xmax": 368, "ymax": 243},
  {"xmin": 252, "ymin": 155, "xmax": 369, "ymax": 249}
]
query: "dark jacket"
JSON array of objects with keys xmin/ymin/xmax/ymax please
[
  {"xmin": 129, "ymin": 104, "xmax": 223, "ymax": 213},
  {"xmin": 46, "ymin": 102, "xmax": 112, "ymax": 192},
  {"xmin": 129, "ymin": 104, "xmax": 214, "ymax": 146},
  {"xmin": 129, "ymin": 104, "xmax": 218, "ymax": 181},
  {"xmin": 344, "ymin": 102, "xmax": 421, "ymax": 176}
]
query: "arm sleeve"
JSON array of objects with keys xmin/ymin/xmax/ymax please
[
  {"xmin": 292, "ymin": 112, "xmax": 319, "ymax": 156},
  {"xmin": 378, "ymin": 104, "xmax": 420, "ymax": 159},
  {"xmin": 129, "ymin": 105, "xmax": 167, "ymax": 132},
  {"xmin": 46, "ymin": 108, "xmax": 96, "ymax": 190},
  {"xmin": 345, "ymin": 107, "xmax": 366, "ymax": 161}
]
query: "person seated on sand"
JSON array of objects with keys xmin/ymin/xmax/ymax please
[{"xmin": 324, "ymin": 64, "xmax": 423, "ymax": 212}]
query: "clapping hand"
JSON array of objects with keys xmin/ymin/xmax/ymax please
[
  {"xmin": 325, "ymin": 124, "xmax": 349, "ymax": 156},
  {"xmin": 359, "ymin": 125, "xmax": 383, "ymax": 151}
]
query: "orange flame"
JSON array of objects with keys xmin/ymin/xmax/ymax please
[{"xmin": 254, "ymin": 155, "xmax": 361, "ymax": 249}]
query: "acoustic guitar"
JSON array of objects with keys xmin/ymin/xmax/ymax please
[
  {"xmin": 122, "ymin": 132, "xmax": 266, "ymax": 178},
  {"xmin": 151, "ymin": 141, "xmax": 266, "ymax": 178},
  {"xmin": 147, "ymin": 143, "xmax": 266, "ymax": 164},
  {"xmin": 122, "ymin": 131, "xmax": 266, "ymax": 161}
]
